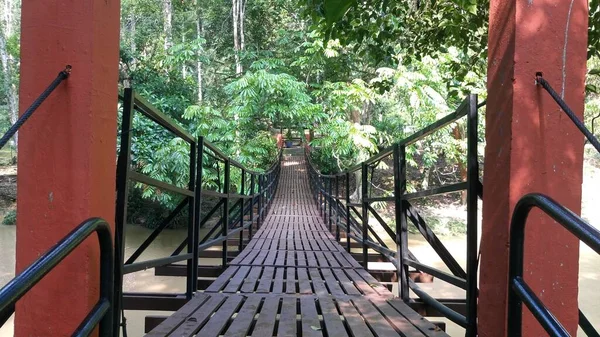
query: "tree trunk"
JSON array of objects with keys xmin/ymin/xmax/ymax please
[
  {"xmin": 163, "ymin": 0, "xmax": 172, "ymax": 51},
  {"xmin": 196, "ymin": 2, "xmax": 203, "ymax": 102},
  {"xmin": 452, "ymin": 125, "xmax": 467, "ymax": 204},
  {"xmin": 232, "ymin": 0, "xmax": 245, "ymax": 75},
  {"xmin": 350, "ymin": 170, "xmax": 363, "ymax": 201},
  {"xmin": 182, "ymin": 35, "xmax": 187, "ymax": 78},
  {"xmin": 0, "ymin": 12, "xmax": 18, "ymax": 151},
  {"xmin": 240, "ymin": 0, "xmax": 246, "ymax": 52},
  {"xmin": 3, "ymin": 0, "xmax": 13, "ymax": 36},
  {"xmin": 123, "ymin": 13, "xmax": 136, "ymax": 88}
]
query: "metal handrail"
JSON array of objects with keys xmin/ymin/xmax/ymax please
[
  {"xmin": 507, "ymin": 193, "xmax": 600, "ymax": 337},
  {"xmin": 0, "ymin": 218, "xmax": 113, "ymax": 337},
  {"xmin": 535, "ymin": 75, "xmax": 600, "ymax": 153},
  {"xmin": 114, "ymin": 89, "xmax": 282, "ymax": 333},
  {"xmin": 305, "ymin": 94, "xmax": 481, "ymax": 336}
]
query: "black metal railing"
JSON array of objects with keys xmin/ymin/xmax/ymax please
[
  {"xmin": 0, "ymin": 65, "xmax": 71, "ymax": 149},
  {"xmin": 0, "ymin": 218, "xmax": 114, "ymax": 337},
  {"xmin": 306, "ymin": 94, "xmax": 483, "ymax": 337},
  {"xmin": 504, "ymin": 75, "xmax": 600, "ymax": 336},
  {"xmin": 507, "ymin": 194, "xmax": 600, "ymax": 337},
  {"xmin": 114, "ymin": 88, "xmax": 281, "ymax": 335}
]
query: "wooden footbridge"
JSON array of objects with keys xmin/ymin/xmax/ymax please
[
  {"xmin": 146, "ymin": 155, "xmax": 448, "ymax": 337},
  {"xmin": 1, "ymin": 84, "xmax": 600, "ymax": 337}
]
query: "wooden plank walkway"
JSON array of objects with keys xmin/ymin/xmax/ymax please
[{"xmin": 146, "ymin": 155, "xmax": 449, "ymax": 337}]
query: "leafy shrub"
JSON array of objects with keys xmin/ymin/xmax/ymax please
[
  {"xmin": 2, "ymin": 209, "xmax": 16, "ymax": 225},
  {"xmin": 126, "ymin": 186, "xmax": 188, "ymax": 229}
]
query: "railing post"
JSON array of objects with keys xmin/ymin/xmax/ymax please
[
  {"xmin": 393, "ymin": 144, "xmax": 409, "ymax": 301},
  {"xmin": 239, "ymin": 169, "xmax": 246, "ymax": 252},
  {"xmin": 222, "ymin": 159, "xmax": 230, "ymax": 268},
  {"xmin": 335, "ymin": 175, "xmax": 340, "ymax": 241},
  {"xmin": 361, "ymin": 163, "xmax": 369, "ymax": 270},
  {"xmin": 257, "ymin": 175, "xmax": 262, "ymax": 229},
  {"xmin": 318, "ymin": 177, "xmax": 323, "ymax": 215},
  {"xmin": 192, "ymin": 136, "xmax": 204, "ymax": 298},
  {"xmin": 185, "ymin": 140, "xmax": 197, "ymax": 299},
  {"xmin": 345, "ymin": 172, "xmax": 351, "ymax": 252},
  {"xmin": 249, "ymin": 174, "xmax": 255, "ymax": 239},
  {"xmin": 466, "ymin": 94, "xmax": 479, "ymax": 337},
  {"xmin": 113, "ymin": 88, "xmax": 135, "ymax": 336},
  {"xmin": 328, "ymin": 178, "xmax": 333, "ymax": 233}
]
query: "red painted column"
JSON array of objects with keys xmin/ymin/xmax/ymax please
[
  {"xmin": 480, "ymin": 1, "xmax": 587, "ymax": 336},
  {"xmin": 15, "ymin": 1, "xmax": 120, "ymax": 336}
]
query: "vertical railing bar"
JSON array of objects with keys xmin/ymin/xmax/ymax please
[
  {"xmin": 346, "ymin": 172, "xmax": 351, "ymax": 253},
  {"xmin": 361, "ymin": 163, "xmax": 369, "ymax": 270},
  {"xmin": 185, "ymin": 141, "xmax": 197, "ymax": 299},
  {"xmin": 192, "ymin": 137, "xmax": 203, "ymax": 290},
  {"xmin": 335, "ymin": 175, "xmax": 340, "ymax": 241},
  {"xmin": 257, "ymin": 175, "xmax": 262, "ymax": 229},
  {"xmin": 222, "ymin": 160, "xmax": 230, "ymax": 268},
  {"xmin": 328, "ymin": 178, "xmax": 333, "ymax": 233},
  {"xmin": 249, "ymin": 174, "xmax": 255, "ymax": 239},
  {"xmin": 239, "ymin": 169, "xmax": 245, "ymax": 252},
  {"xmin": 466, "ymin": 93, "xmax": 479, "ymax": 337},
  {"xmin": 394, "ymin": 144, "xmax": 409, "ymax": 301},
  {"xmin": 113, "ymin": 87, "xmax": 135, "ymax": 336}
]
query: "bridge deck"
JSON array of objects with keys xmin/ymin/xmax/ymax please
[{"xmin": 146, "ymin": 155, "xmax": 448, "ymax": 337}]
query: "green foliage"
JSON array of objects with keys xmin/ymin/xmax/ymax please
[
  {"xmin": 303, "ymin": 0, "xmax": 489, "ymax": 89},
  {"xmin": 225, "ymin": 60, "xmax": 322, "ymax": 133},
  {"xmin": 311, "ymin": 121, "xmax": 377, "ymax": 173},
  {"xmin": 2, "ymin": 209, "xmax": 16, "ymax": 225}
]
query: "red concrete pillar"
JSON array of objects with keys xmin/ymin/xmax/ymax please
[
  {"xmin": 481, "ymin": 1, "xmax": 588, "ymax": 336},
  {"xmin": 15, "ymin": 1, "xmax": 120, "ymax": 336}
]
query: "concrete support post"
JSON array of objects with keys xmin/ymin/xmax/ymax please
[
  {"xmin": 15, "ymin": 1, "xmax": 120, "ymax": 336},
  {"xmin": 481, "ymin": 1, "xmax": 588, "ymax": 336}
]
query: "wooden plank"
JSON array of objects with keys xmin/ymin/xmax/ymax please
[
  {"xmin": 351, "ymin": 297, "xmax": 399, "ymax": 337},
  {"xmin": 387, "ymin": 299, "xmax": 450, "ymax": 337},
  {"xmin": 144, "ymin": 293, "xmax": 209, "ymax": 336},
  {"xmin": 286, "ymin": 250, "xmax": 295, "ymax": 266},
  {"xmin": 197, "ymin": 295, "xmax": 244, "ymax": 337},
  {"xmin": 205, "ymin": 266, "xmax": 239, "ymax": 292},
  {"xmin": 254, "ymin": 266, "xmax": 273, "ymax": 293},
  {"xmin": 309, "ymin": 268, "xmax": 328, "ymax": 296},
  {"xmin": 323, "ymin": 252, "xmax": 340, "ymax": 267},
  {"xmin": 224, "ymin": 266, "xmax": 251, "ymax": 293},
  {"xmin": 241, "ymin": 249, "xmax": 260, "ymax": 264},
  {"xmin": 314, "ymin": 251, "xmax": 330, "ymax": 267},
  {"xmin": 345, "ymin": 269, "xmax": 377, "ymax": 295},
  {"xmin": 297, "ymin": 268, "xmax": 312, "ymax": 294},
  {"xmin": 320, "ymin": 268, "xmax": 344, "ymax": 296},
  {"xmin": 223, "ymin": 296, "xmax": 262, "ymax": 337},
  {"xmin": 286, "ymin": 267, "xmax": 296, "ymax": 294},
  {"xmin": 318, "ymin": 298, "xmax": 348, "ymax": 337},
  {"xmin": 272, "ymin": 267, "xmax": 285, "ymax": 293},
  {"xmin": 277, "ymin": 297, "xmax": 297, "ymax": 336},
  {"xmin": 168, "ymin": 294, "xmax": 227, "ymax": 336},
  {"xmin": 241, "ymin": 266, "xmax": 262, "ymax": 292},
  {"xmin": 369, "ymin": 297, "xmax": 433, "ymax": 337},
  {"xmin": 252, "ymin": 296, "xmax": 279, "ymax": 336},
  {"xmin": 337, "ymin": 299, "xmax": 375, "ymax": 337},
  {"xmin": 334, "ymin": 268, "xmax": 361, "ymax": 296},
  {"xmin": 355, "ymin": 268, "xmax": 393, "ymax": 297},
  {"xmin": 300, "ymin": 297, "xmax": 322, "ymax": 337}
]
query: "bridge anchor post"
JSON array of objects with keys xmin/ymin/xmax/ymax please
[{"xmin": 481, "ymin": 1, "xmax": 588, "ymax": 336}]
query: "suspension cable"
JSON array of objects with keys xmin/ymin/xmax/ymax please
[{"xmin": 0, "ymin": 65, "xmax": 72, "ymax": 150}]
